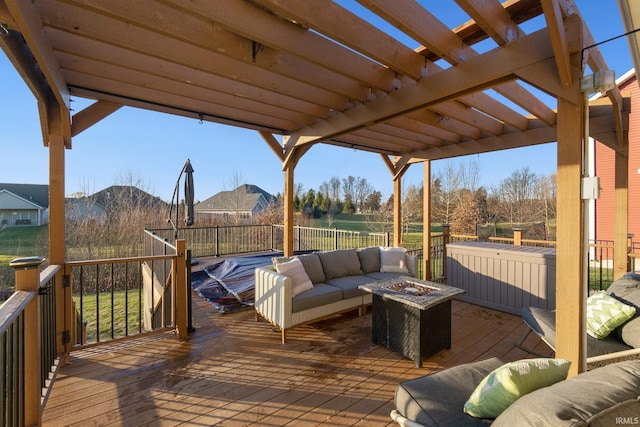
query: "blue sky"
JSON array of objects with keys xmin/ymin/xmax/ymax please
[{"xmin": 0, "ymin": 1, "xmax": 634, "ymax": 202}]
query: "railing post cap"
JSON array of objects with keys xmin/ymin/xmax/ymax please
[{"xmin": 10, "ymin": 256, "xmax": 45, "ymax": 269}]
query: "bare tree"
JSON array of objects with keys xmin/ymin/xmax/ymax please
[
  {"xmin": 492, "ymin": 167, "xmax": 538, "ymax": 226},
  {"xmin": 328, "ymin": 176, "xmax": 341, "ymax": 202},
  {"xmin": 432, "ymin": 161, "xmax": 462, "ymax": 224},
  {"xmin": 450, "ymin": 189, "xmax": 483, "ymax": 235},
  {"xmin": 534, "ymin": 173, "xmax": 557, "ymax": 239},
  {"xmin": 354, "ymin": 177, "xmax": 373, "ymax": 213}
]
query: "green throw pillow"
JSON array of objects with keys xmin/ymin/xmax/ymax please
[
  {"xmin": 586, "ymin": 292, "xmax": 636, "ymax": 339},
  {"xmin": 464, "ymin": 358, "xmax": 571, "ymax": 419}
]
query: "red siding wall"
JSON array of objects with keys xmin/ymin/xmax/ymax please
[{"xmin": 594, "ymin": 74, "xmax": 640, "ymax": 247}]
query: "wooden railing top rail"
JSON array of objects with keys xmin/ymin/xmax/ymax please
[
  {"xmin": 40, "ymin": 265, "xmax": 61, "ymax": 285},
  {"xmin": 0, "ymin": 290, "xmax": 33, "ymax": 334},
  {"xmin": 65, "ymin": 254, "xmax": 177, "ymax": 268}
]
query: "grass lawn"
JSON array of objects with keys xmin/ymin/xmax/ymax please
[
  {"xmin": 75, "ymin": 289, "xmax": 143, "ymax": 343},
  {"xmin": 0, "ymin": 225, "xmax": 48, "ymax": 264}
]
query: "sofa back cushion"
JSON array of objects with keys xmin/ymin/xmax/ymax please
[
  {"xmin": 273, "ymin": 253, "xmax": 326, "ymax": 284},
  {"xmin": 318, "ymin": 249, "xmax": 363, "ymax": 280},
  {"xmin": 492, "ymin": 360, "xmax": 640, "ymax": 426},
  {"xmin": 357, "ymin": 247, "xmax": 381, "ymax": 274},
  {"xmin": 608, "ymin": 277, "xmax": 640, "ymax": 348}
]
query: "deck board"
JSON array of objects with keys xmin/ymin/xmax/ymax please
[{"xmin": 42, "ymin": 293, "xmax": 552, "ymax": 426}]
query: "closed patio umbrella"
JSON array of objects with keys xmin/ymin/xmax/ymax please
[{"xmin": 184, "ymin": 159, "xmax": 195, "ymax": 227}]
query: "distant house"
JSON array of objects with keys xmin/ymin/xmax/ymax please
[
  {"xmin": 0, "ymin": 183, "xmax": 49, "ymax": 226},
  {"xmin": 89, "ymin": 185, "xmax": 169, "ymax": 214},
  {"xmin": 65, "ymin": 196, "xmax": 107, "ymax": 223},
  {"xmin": 195, "ymin": 184, "xmax": 277, "ymax": 222}
]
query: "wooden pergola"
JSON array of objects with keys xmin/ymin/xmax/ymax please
[{"xmin": 0, "ymin": 0, "xmax": 632, "ymax": 376}]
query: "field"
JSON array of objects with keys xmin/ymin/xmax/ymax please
[{"xmin": 0, "ymin": 225, "xmax": 48, "ymax": 262}]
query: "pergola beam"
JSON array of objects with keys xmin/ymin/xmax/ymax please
[
  {"xmin": 285, "ymin": 26, "xmax": 562, "ymax": 150},
  {"xmin": 71, "ymin": 101, "xmax": 123, "ymax": 137}
]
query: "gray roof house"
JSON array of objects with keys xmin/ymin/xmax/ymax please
[
  {"xmin": 65, "ymin": 196, "xmax": 107, "ymax": 223},
  {"xmin": 0, "ymin": 183, "xmax": 49, "ymax": 226},
  {"xmin": 195, "ymin": 185, "xmax": 276, "ymax": 222}
]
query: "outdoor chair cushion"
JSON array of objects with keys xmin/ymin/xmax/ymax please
[
  {"xmin": 394, "ymin": 357, "xmax": 504, "ymax": 427},
  {"xmin": 318, "ymin": 249, "xmax": 363, "ymax": 280},
  {"xmin": 492, "ymin": 359, "xmax": 640, "ymax": 426}
]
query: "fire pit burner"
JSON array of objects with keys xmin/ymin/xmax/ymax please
[{"xmin": 387, "ymin": 281, "xmax": 439, "ymax": 296}]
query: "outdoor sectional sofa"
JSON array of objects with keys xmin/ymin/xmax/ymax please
[
  {"xmin": 254, "ymin": 246, "xmax": 418, "ymax": 343},
  {"xmin": 518, "ymin": 273, "xmax": 640, "ymax": 363},
  {"xmin": 391, "ymin": 357, "xmax": 640, "ymax": 426}
]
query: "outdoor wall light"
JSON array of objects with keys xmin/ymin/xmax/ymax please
[{"xmin": 581, "ymin": 69, "xmax": 616, "ymax": 94}]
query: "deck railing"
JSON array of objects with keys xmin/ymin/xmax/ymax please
[
  {"xmin": 146, "ymin": 225, "xmax": 391, "ymax": 257},
  {"xmin": 65, "ymin": 236, "xmax": 190, "ymax": 346},
  {"xmin": 428, "ymin": 226, "xmax": 625, "ymax": 290},
  {"xmin": 1, "ymin": 258, "xmax": 62, "ymax": 426}
]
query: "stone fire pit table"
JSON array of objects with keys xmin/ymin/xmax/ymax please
[{"xmin": 359, "ymin": 277, "xmax": 466, "ymax": 367}]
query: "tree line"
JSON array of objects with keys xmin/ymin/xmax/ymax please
[{"xmin": 279, "ymin": 160, "xmax": 557, "ymax": 239}]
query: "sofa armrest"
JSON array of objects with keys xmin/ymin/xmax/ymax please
[
  {"xmin": 254, "ymin": 265, "xmax": 293, "ymax": 329},
  {"xmin": 405, "ymin": 253, "xmax": 418, "ymax": 278}
]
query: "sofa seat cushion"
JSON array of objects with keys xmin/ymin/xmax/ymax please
[
  {"xmin": 291, "ymin": 283, "xmax": 342, "ymax": 313},
  {"xmin": 357, "ymin": 246, "xmax": 381, "ymax": 274},
  {"xmin": 325, "ymin": 275, "xmax": 372, "ymax": 299},
  {"xmin": 522, "ymin": 306, "xmax": 631, "ymax": 357},
  {"xmin": 395, "ymin": 357, "xmax": 503, "ymax": 427},
  {"xmin": 365, "ymin": 271, "xmax": 408, "ymax": 281},
  {"xmin": 493, "ymin": 360, "xmax": 640, "ymax": 426},
  {"xmin": 318, "ymin": 249, "xmax": 363, "ymax": 280}
]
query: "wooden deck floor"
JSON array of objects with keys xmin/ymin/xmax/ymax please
[{"xmin": 42, "ymin": 294, "xmax": 552, "ymax": 426}]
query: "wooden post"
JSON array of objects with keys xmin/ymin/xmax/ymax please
[
  {"xmin": 556, "ymin": 95, "xmax": 586, "ymax": 376},
  {"xmin": 11, "ymin": 256, "xmax": 45, "ymax": 427},
  {"xmin": 283, "ymin": 165, "xmax": 295, "ymax": 257},
  {"xmin": 48, "ymin": 133, "xmax": 70, "ymax": 356},
  {"xmin": 393, "ymin": 176, "xmax": 402, "ymax": 247},
  {"xmin": 423, "ymin": 161, "xmax": 432, "ymax": 280},
  {"xmin": 513, "ymin": 228, "xmax": 523, "ymax": 246},
  {"xmin": 174, "ymin": 239, "xmax": 188, "ymax": 339},
  {"xmin": 614, "ymin": 148, "xmax": 629, "ymax": 280}
]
